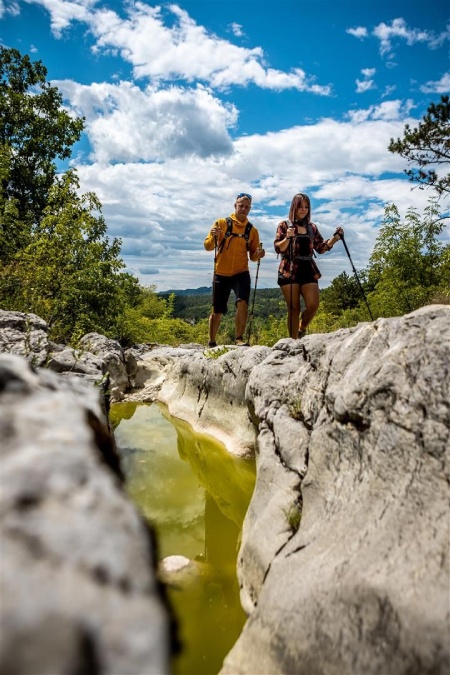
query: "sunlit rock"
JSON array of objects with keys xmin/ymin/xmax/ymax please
[
  {"xmin": 127, "ymin": 344, "xmax": 271, "ymax": 457},
  {"xmin": 223, "ymin": 305, "xmax": 450, "ymax": 675}
]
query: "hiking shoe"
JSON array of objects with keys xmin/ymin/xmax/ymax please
[
  {"xmin": 297, "ymin": 330, "xmax": 307, "ymax": 339},
  {"xmin": 235, "ymin": 337, "xmax": 250, "ymax": 346},
  {"xmin": 208, "ymin": 341, "xmax": 217, "ymax": 348}
]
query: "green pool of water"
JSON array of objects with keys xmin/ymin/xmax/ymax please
[{"xmin": 110, "ymin": 401, "xmax": 256, "ymax": 675}]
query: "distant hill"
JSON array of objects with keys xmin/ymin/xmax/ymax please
[
  {"xmin": 158, "ymin": 286, "xmax": 212, "ymax": 296},
  {"xmin": 158, "ymin": 287, "xmax": 284, "ymax": 323}
]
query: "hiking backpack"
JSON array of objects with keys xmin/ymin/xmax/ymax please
[
  {"xmin": 218, "ymin": 217, "xmax": 253, "ymax": 253},
  {"xmin": 284, "ymin": 219, "xmax": 317, "ymax": 259}
]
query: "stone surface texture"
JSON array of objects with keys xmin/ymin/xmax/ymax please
[
  {"xmin": 0, "ymin": 350, "xmax": 171, "ymax": 674},
  {"xmin": 125, "ymin": 344, "xmax": 271, "ymax": 457},
  {"xmin": 223, "ymin": 305, "xmax": 450, "ymax": 675},
  {"xmin": 0, "ymin": 311, "xmax": 129, "ymax": 398},
  {"xmin": 1, "ymin": 305, "xmax": 449, "ymax": 675}
]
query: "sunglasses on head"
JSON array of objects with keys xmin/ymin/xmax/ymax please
[{"xmin": 236, "ymin": 193, "xmax": 252, "ymax": 201}]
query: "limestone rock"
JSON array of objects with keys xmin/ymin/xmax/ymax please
[
  {"xmin": 120, "ymin": 305, "xmax": 449, "ymax": 675},
  {"xmin": 222, "ymin": 305, "xmax": 450, "ymax": 675},
  {"xmin": 158, "ymin": 555, "xmax": 205, "ymax": 586},
  {"xmin": 0, "ymin": 311, "xmax": 134, "ymax": 401},
  {"xmin": 2, "ymin": 305, "xmax": 449, "ymax": 675},
  {"xmin": 46, "ymin": 346, "xmax": 105, "ymax": 382},
  {"xmin": 0, "ymin": 310, "xmax": 49, "ymax": 367},
  {"xmin": 79, "ymin": 332, "xmax": 130, "ymax": 400},
  {"xmin": 127, "ymin": 344, "xmax": 271, "ymax": 456},
  {"xmin": 0, "ymin": 353, "xmax": 171, "ymax": 675}
]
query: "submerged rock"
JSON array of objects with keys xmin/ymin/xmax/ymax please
[{"xmin": 158, "ymin": 555, "xmax": 205, "ymax": 586}]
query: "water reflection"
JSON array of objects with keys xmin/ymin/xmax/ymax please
[{"xmin": 111, "ymin": 401, "xmax": 256, "ymax": 675}]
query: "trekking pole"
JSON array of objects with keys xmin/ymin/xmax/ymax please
[
  {"xmin": 211, "ymin": 235, "xmax": 217, "ymax": 311},
  {"xmin": 340, "ymin": 233, "xmax": 374, "ymax": 322},
  {"xmin": 246, "ymin": 243, "xmax": 262, "ymax": 344},
  {"xmin": 289, "ymin": 236, "xmax": 294, "ymax": 338}
]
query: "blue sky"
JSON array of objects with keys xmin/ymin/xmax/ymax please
[{"xmin": 2, "ymin": 0, "xmax": 449, "ymax": 291}]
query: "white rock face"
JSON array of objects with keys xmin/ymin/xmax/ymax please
[
  {"xmin": 0, "ymin": 354, "xmax": 171, "ymax": 675},
  {"xmin": 223, "ymin": 305, "xmax": 450, "ymax": 675},
  {"xmin": 0, "ymin": 311, "xmax": 133, "ymax": 399},
  {"xmin": 127, "ymin": 344, "xmax": 271, "ymax": 457}
]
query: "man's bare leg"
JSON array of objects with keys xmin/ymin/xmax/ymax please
[
  {"xmin": 235, "ymin": 300, "xmax": 248, "ymax": 340},
  {"xmin": 209, "ymin": 312, "xmax": 222, "ymax": 343}
]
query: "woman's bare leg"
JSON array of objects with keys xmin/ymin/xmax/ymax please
[
  {"xmin": 281, "ymin": 284, "xmax": 301, "ymax": 338},
  {"xmin": 299, "ymin": 283, "xmax": 320, "ymax": 330}
]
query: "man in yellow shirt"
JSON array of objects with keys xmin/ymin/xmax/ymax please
[{"xmin": 204, "ymin": 193, "xmax": 265, "ymax": 347}]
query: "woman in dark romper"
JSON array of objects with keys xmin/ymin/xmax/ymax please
[{"xmin": 274, "ymin": 193, "xmax": 343, "ymax": 338}]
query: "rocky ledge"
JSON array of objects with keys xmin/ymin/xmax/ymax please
[
  {"xmin": 0, "ymin": 313, "xmax": 172, "ymax": 675},
  {"xmin": 1, "ymin": 305, "xmax": 449, "ymax": 675}
]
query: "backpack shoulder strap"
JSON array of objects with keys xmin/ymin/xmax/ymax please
[
  {"xmin": 225, "ymin": 217, "xmax": 233, "ymax": 236},
  {"xmin": 218, "ymin": 218, "xmax": 233, "ymax": 253},
  {"xmin": 244, "ymin": 221, "xmax": 253, "ymax": 249},
  {"xmin": 219, "ymin": 218, "xmax": 253, "ymax": 252},
  {"xmin": 308, "ymin": 222, "xmax": 318, "ymax": 257},
  {"xmin": 307, "ymin": 222, "xmax": 317, "ymax": 237}
]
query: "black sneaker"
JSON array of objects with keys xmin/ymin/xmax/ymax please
[
  {"xmin": 208, "ymin": 341, "xmax": 217, "ymax": 348},
  {"xmin": 297, "ymin": 330, "xmax": 307, "ymax": 339}
]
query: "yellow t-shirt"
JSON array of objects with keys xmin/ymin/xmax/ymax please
[{"xmin": 204, "ymin": 214, "xmax": 261, "ymax": 277}]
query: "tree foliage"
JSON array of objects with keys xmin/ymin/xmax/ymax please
[
  {"xmin": 319, "ymin": 271, "xmax": 364, "ymax": 316},
  {"xmin": 367, "ymin": 198, "xmax": 449, "ymax": 316},
  {"xmin": 0, "ymin": 171, "xmax": 141, "ymax": 342},
  {"xmin": 0, "ymin": 143, "xmax": 28, "ymax": 264},
  {"xmin": 0, "ymin": 47, "xmax": 84, "ymax": 229},
  {"xmin": 389, "ymin": 95, "xmax": 450, "ymax": 196}
]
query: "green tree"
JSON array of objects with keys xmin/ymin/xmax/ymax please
[
  {"xmin": 116, "ymin": 286, "xmax": 174, "ymax": 345},
  {"xmin": 0, "ymin": 171, "xmax": 140, "ymax": 343},
  {"xmin": 0, "ymin": 47, "xmax": 84, "ymax": 232},
  {"xmin": 388, "ymin": 95, "xmax": 450, "ymax": 196},
  {"xmin": 0, "ymin": 143, "xmax": 29, "ymax": 264},
  {"xmin": 367, "ymin": 198, "xmax": 449, "ymax": 316},
  {"xmin": 319, "ymin": 271, "xmax": 364, "ymax": 317}
]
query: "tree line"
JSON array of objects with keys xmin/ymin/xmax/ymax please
[{"xmin": 1, "ymin": 47, "xmax": 449, "ymax": 348}]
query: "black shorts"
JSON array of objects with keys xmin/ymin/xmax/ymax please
[
  {"xmin": 277, "ymin": 261, "xmax": 318, "ymax": 287},
  {"xmin": 213, "ymin": 271, "xmax": 251, "ymax": 314}
]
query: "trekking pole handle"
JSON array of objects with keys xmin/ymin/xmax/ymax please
[{"xmin": 254, "ymin": 242, "xmax": 263, "ymax": 268}]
